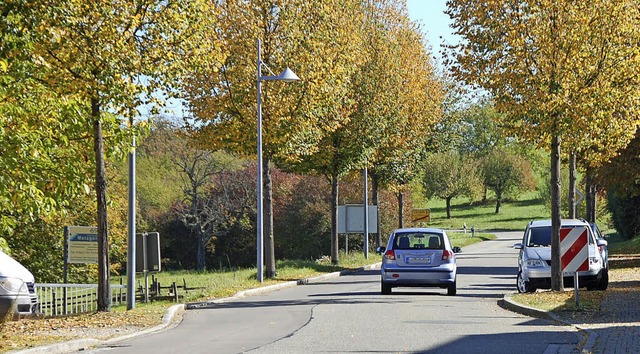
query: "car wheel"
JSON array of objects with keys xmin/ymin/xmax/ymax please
[
  {"xmin": 447, "ymin": 281, "xmax": 457, "ymax": 296},
  {"xmin": 597, "ymin": 268, "xmax": 609, "ymax": 291},
  {"xmin": 517, "ymin": 271, "xmax": 535, "ymax": 293},
  {"xmin": 381, "ymin": 282, "xmax": 392, "ymax": 295}
]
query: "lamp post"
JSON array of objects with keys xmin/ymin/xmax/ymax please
[
  {"xmin": 256, "ymin": 39, "xmax": 299, "ymax": 282},
  {"xmin": 127, "ymin": 118, "xmax": 136, "ymax": 310}
]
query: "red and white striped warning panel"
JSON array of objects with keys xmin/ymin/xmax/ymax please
[{"xmin": 560, "ymin": 226, "xmax": 589, "ymax": 274}]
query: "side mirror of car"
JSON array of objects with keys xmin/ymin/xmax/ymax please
[
  {"xmin": 513, "ymin": 243, "xmax": 523, "ymax": 249},
  {"xmin": 376, "ymin": 246, "xmax": 386, "ymax": 254},
  {"xmin": 597, "ymin": 239, "xmax": 608, "ymax": 247},
  {"xmin": 452, "ymin": 246, "xmax": 461, "ymax": 253}
]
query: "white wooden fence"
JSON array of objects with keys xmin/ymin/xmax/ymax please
[{"xmin": 35, "ymin": 283, "xmax": 126, "ymax": 317}]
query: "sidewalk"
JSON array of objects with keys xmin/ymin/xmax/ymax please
[
  {"xmin": 504, "ymin": 259, "xmax": 640, "ymax": 354},
  {"xmin": 557, "ymin": 269, "xmax": 640, "ymax": 354}
]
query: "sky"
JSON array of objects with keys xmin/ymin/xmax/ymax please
[{"xmin": 406, "ymin": 0, "xmax": 459, "ymax": 62}]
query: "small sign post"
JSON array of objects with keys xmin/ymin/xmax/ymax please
[
  {"xmin": 63, "ymin": 226, "xmax": 98, "ymax": 315},
  {"xmin": 411, "ymin": 209, "xmax": 431, "ymax": 223},
  {"xmin": 67, "ymin": 226, "xmax": 99, "ymax": 264},
  {"xmin": 136, "ymin": 232, "xmax": 161, "ymax": 302}
]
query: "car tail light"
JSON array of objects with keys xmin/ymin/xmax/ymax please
[
  {"xmin": 442, "ymin": 249, "xmax": 453, "ymax": 261},
  {"xmin": 384, "ymin": 250, "xmax": 396, "ymax": 260},
  {"xmin": 598, "ymin": 245, "xmax": 603, "ymax": 254}
]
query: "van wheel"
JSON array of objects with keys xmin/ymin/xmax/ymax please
[
  {"xmin": 381, "ymin": 282, "xmax": 392, "ymax": 295},
  {"xmin": 517, "ymin": 271, "xmax": 536, "ymax": 293},
  {"xmin": 597, "ymin": 268, "xmax": 609, "ymax": 290}
]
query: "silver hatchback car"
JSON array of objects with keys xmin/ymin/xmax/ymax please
[{"xmin": 377, "ymin": 228, "xmax": 459, "ymax": 295}]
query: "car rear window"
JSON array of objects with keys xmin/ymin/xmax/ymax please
[{"xmin": 393, "ymin": 232, "xmax": 444, "ymax": 250}]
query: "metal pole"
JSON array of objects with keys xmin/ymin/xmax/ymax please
[
  {"xmin": 574, "ymin": 272, "xmax": 580, "ymax": 308},
  {"xmin": 363, "ymin": 167, "xmax": 369, "ymax": 259},
  {"xmin": 256, "ymin": 38, "xmax": 264, "ymax": 283},
  {"xmin": 63, "ymin": 226, "xmax": 68, "ymax": 315},
  {"xmin": 127, "ymin": 119, "xmax": 136, "ymax": 309}
]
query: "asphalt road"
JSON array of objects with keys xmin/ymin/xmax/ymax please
[{"xmin": 86, "ymin": 231, "xmax": 582, "ymax": 354}]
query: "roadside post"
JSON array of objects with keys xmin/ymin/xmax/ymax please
[
  {"xmin": 338, "ymin": 205, "xmax": 378, "ymax": 257},
  {"xmin": 136, "ymin": 232, "xmax": 161, "ymax": 303},
  {"xmin": 411, "ymin": 209, "xmax": 430, "ymax": 225},
  {"xmin": 64, "ymin": 226, "xmax": 98, "ymax": 314}
]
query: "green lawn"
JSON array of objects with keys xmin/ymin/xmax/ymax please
[
  {"xmin": 606, "ymin": 233, "xmax": 640, "ymax": 254},
  {"xmin": 417, "ymin": 192, "xmax": 548, "ymax": 231},
  {"xmin": 114, "ymin": 252, "xmax": 379, "ymax": 304}
]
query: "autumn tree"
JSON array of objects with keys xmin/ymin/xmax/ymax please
[
  {"xmin": 455, "ymin": 102, "xmax": 505, "ymax": 157},
  {"xmin": 0, "ymin": 3, "xmax": 90, "ymax": 237},
  {"xmin": 421, "ymin": 151, "xmax": 480, "ymax": 219},
  {"xmin": 186, "ymin": 0, "xmax": 366, "ymax": 273},
  {"xmin": 480, "ymin": 148, "xmax": 535, "ymax": 213},
  {"xmin": 447, "ymin": 0, "xmax": 640, "ymax": 291},
  {"xmin": 14, "ymin": 0, "xmax": 224, "ymax": 310},
  {"xmin": 366, "ymin": 1, "xmax": 443, "ymax": 236}
]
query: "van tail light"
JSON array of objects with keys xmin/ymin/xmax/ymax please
[
  {"xmin": 384, "ymin": 250, "xmax": 396, "ymax": 260},
  {"xmin": 598, "ymin": 246, "xmax": 603, "ymax": 254},
  {"xmin": 442, "ymin": 249, "xmax": 453, "ymax": 261}
]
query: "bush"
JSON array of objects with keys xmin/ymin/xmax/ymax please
[{"xmin": 608, "ymin": 191, "xmax": 640, "ymax": 240}]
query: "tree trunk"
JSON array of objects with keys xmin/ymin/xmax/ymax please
[
  {"xmin": 371, "ymin": 172, "xmax": 381, "ymax": 247},
  {"xmin": 590, "ymin": 183, "xmax": 597, "ymax": 222},
  {"xmin": 568, "ymin": 152, "xmax": 576, "ymax": 219},
  {"xmin": 196, "ymin": 233, "xmax": 206, "ymax": 271},
  {"xmin": 586, "ymin": 171, "xmax": 597, "ymax": 223},
  {"xmin": 92, "ymin": 96, "xmax": 111, "ymax": 312},
  {"xmin": 330, "ymin": 172, "xmax": 339, "ymax": 265},
  {"xmin": 397, "ymin": 192, "xmax": 404, "ymax": 228},
  {"xmin": 550, "ymin": 134, "xmax": 564, "ymax": 291},
  {"xmin": 495, "ymin": 193, "xmax": 501, "ymax": 214},
  {"xmin": 264, "ymin": 157, "xmax": 276, "ymax": 278},
  {"xmin": 446, "ymin": 197, "xmax": 452, "ymax": 219}
]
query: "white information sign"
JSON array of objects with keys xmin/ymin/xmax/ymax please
[
  {"xmin": 337, "ymin": 205, "xmax": 378, "ymax": 233},
  {"xmin": 67, "ymin": 226, "xmax": 99, "ymax": 264}
]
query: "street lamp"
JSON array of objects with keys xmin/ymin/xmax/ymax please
[
  {"xmin": 127, "ymin": 118, "xmax": 136, "ymax": 310},
  {"xmin": 256, "ymin": 38, "xmax": 299, "ymax": 282}
]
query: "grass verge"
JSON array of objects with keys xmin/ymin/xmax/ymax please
[{"xmin": 511, "ymin": 290, "xmax": 604, "ymax": 312}]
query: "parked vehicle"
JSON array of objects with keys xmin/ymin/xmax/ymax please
[
  {"xmin": 513, "ymin": 219, "xmax": 608, "ymax": 293},
  {"xmin": 590, "ymin": 222, "xmax": 609, "ymax": 271},
  {"xmin": 377, "ymin": 228, "xmax": 460, "ymax": 295},
  {"xmin": 0, "ymin": 250, "xmax": 39, "ymax": 320}
]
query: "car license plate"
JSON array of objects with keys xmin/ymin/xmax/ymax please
[{"xmin": 407, "ymin": 256, "xmax": 431, "ymax": 264}]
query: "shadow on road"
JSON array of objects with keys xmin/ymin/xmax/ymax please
[{"xmin": 457, "ymin": 266, "xmax": 517, "ymax": 276}]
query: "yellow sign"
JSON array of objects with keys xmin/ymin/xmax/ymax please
[{"xmin": 412, "ymin": 209, "xmax": 431, "ymax": 223}]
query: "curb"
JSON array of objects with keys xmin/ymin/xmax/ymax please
[
  {"xmin": 499, "ymin": 292, "xmax": 560, "ymax": 322},
  {"xmin": 500, "ymin": 292, "xmax": 598, "ymax": 353},
  {"xmin": 14, "ymin": 264, "xmax": 380, "ymax": 353},
  {"xmin": 186, "ymin": 263, "xmax": 380, "ymax": 308}
]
